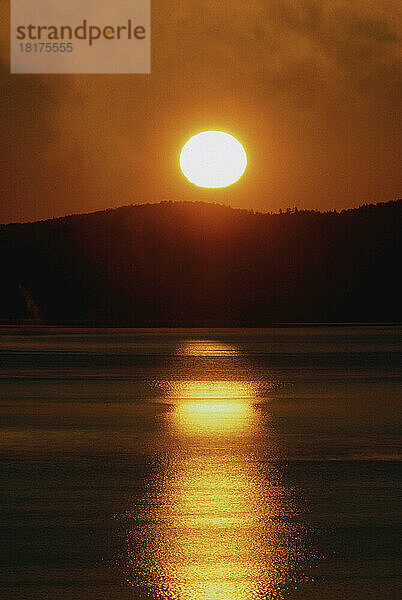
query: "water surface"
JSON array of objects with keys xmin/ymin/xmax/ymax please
[{"xmin": 0, "ymin": 327, "xmax": 401, "ymax": 599}]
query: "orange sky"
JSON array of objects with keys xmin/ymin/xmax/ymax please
[{"xmin": 1, "ymin": 0, "xmax": 401, "ymax": 223}]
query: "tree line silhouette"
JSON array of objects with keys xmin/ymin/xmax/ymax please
[{"xmin": 0, "ymin": 200, "xmax": 400, "ymax": 325}]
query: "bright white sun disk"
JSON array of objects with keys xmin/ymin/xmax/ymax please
[{"xmin": 180, "ymin": 131, "xmax": 247, "ymax": 189}]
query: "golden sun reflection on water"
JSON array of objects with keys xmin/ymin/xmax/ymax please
[
  {"xmin": 175, "ymin": 400, "xmax": 253, "ymax": 436},
  {"xmin": 176, "ymin": 340, "xmax": 240, "ymax": 357},
  {"xmin": 157, "ymin": 453, "xmax": 271, "ymax": 600},
  {"xmin": 167, "ymin": 380, "xmax": 258, "ymax": 437},
  {"xmin": 169, "ymin": 379, "xmax": 256, "ymax": 400},
  {"xmin": 126, "ymin": 343, "xmax": 295, "ymax": 600}
]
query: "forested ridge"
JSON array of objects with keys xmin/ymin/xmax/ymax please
[{"xmin": 1, "ymin": 200, "xmax": 400, "ymax": 325}]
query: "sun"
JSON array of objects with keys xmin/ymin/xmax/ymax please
[{"xmin": 180, "ymin": 131, "xmax": 247, "ymax": 189}]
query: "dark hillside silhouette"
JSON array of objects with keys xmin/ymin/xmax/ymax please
[{"xmin": 0, "ymin": 200, "xmax": 401, "ymax": 325}]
